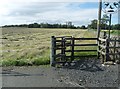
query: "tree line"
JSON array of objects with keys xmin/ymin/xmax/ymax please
[
  {"xmin": 88, "ymin": 14, "xmax": 120, "ymax": 30},
  {"xmin": 2, "ymin": 22, "xmax": 87, "ymax": 29},
  {"xmin": 2, "ymin": 14, "xmax": 120, "ymax": 30},
  {"xmin": 88, "ymin": 19, "xmax": 120, "ymax": 30},
  {"xmin": 3, "ymin": 22, "xmax": 119, "ymax": 30}
]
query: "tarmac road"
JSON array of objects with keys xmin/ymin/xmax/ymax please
[
  {"xmin": 1, "ymin": 59, "xmax": 120, "ymax": 88},
  {"xmin": 2, "ymin": 66, "xmax": 78, "ymax": 87}
]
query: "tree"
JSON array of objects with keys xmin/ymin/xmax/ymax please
[
  {"xmin": 112, "ymin": 24, "xmax": 120, "ymax": 30},
  {"xmin": 101, "ymin": 14, "xmax": 110, "ymax": 29},
  {"xmin": 101, "ymin": 14, "xmax": 109, "ymax": 24},
  {"xmin": 80, "ymin": 25, "xmax": 87, "ymax": 29},
  {"xmin": 88, "ymin": 15, "xmax": 110, "ymax": 30},
  {"xmin": 88, "ymin": 19, "xmax": 97, "ymax": 29},
  {"xmin": 33, "ymin": 23, "xmax": 39, "ymax": 28}
]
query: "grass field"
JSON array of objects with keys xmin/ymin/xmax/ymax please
[
  {"xmin": 101, "ymin": 30, "xmax": 120, "ymax": 35},
  {"xmin": 1, "ymin": 27, "xmax": 97, "ymax": 66}
]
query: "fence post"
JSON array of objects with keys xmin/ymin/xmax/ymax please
[
  {"xmin": 71, "ymin": 37, "xmax": 74, "ymax": 61},
  {"xmin": 98, "ymin": 39, "xmax": 104, "ymax": 63},
  {"xmin": 113, "ymin": 38, "xmax": 116, "ymax": 62},
  {"xmin": 97, "ymin": 38, "xmax": 101, "ymax": 60},
  {"xmin": 105, "ymin": 38, "xmax": 109, "ymax": 62},
  {"xmin": 50, "ymin": 36, "xmax": 56, "ymax": 67},
  {"xmin": 61, "ymin": 37, "xmax": 66, "ymax": 62},
  {"xmin": 102, "ymin": 32, "xmax": 107, "ymax": 63}
]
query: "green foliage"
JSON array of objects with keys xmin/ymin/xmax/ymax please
[
  {"xmin": 1, "ymin": 57, "xmax": 50, "ymax": 66},
  {"xmin": 88, "ymin": 19, "xmax": 97, "ymax": 29},
  {"xmin": 2, "ymin": 60, "xmax": 17, "ymax": 66},
  {"xmin": 88, "ymin": 14, "xmax": 119, "ymax": 30},
  {"xmin": 112, "ymin": 24, "xmax": 120, "ymax": 30},
  {"xmin": 80, "ymin": 25, "xmax": 87, "ymax": 29},
  {"xmin": 3, "ymin": 23, "xmax": 77, "ymax": 29},
  {"xmin": 111, "ymin": 30, "xmax": 120, "ymax": 35},
  {"xmin": 32, "ymin": 57, "xmax": 50, "ymax": 65}
]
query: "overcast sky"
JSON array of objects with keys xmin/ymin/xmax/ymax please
[{"xmin": 0, "ymin": 0, "xmax": 118, "ymax": 26}]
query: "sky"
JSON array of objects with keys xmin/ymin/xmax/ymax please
[{"xmin": 0, "ymin": 0, "xmax": 119, "ymax": 26}]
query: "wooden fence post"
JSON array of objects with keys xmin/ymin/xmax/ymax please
[
  {"xmin": 50, "ymin": 36, "xmax": 56, "ymax": 67},
  {"xmin": 113, "ymin": 38, "xmax": 116, "ymax": 62},
  {"xmin": 71, "ymin": 37, "xmax": 74, "ymax": 61},
  {"xmin": 61, "ymin": 37, "xmax": 66, "ymax": 62},
  {"xmin": 97, "ymin": 38, "xmax": 101, "ymax": 60}
]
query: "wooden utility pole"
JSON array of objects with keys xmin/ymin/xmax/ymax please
[
  {"xmin": 108, "ymin": 14, "xmax": 112, "ymax": 39},
  {"xmin": 97, "ymin": 0, "xmax": 102, "ymax": 38},
  {"xmin": 97, "ymin": 0, "xmax": 102, "ymax": 60}
]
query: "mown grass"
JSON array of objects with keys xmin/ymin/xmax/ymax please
[
  {"xmin": 1, "ymin": 27, "xmax": 97, "ymax": 66},
  {"xmin": 101, "ymin": 30, "xmax": 120, "ymax": 36},
  {"xmin": 111, "ymin": 30, "xmax": 120, "ymax": 35}
]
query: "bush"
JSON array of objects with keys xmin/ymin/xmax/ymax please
[{"xmin": 32, "ymin": 57, "xmax": 50, "ymax": 65}]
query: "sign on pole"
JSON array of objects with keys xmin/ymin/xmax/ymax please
[{"xmin": 102, "ymin": 0, "xmax": 119, "ymax": 14}]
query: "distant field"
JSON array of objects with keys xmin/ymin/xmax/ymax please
[{"xmin": 1, "ymin": 27, "xmax": 97, "ymax": 66}]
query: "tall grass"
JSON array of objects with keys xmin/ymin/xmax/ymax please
[{"xmin": 1, "ymin": 28, "xmax": 97, "ymax": 66}]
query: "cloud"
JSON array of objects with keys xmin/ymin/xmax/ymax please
[
  {"xmin": 35, "ymin": 8, "xmax": 98, "ymax": 25},
  {"xmin": 0, "ymin": 0, "xmax": 119, "ymax": 26},
  {"xmin": 0, "ymin": 1, "xmax": 99, "ymax": 26},
  {"xmin": 2, "ymin": 0, "xmax": 117, "ymax": 26}
]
